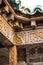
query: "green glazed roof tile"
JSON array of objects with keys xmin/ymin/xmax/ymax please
[{"xmin": 8, "ymin": 0, "xmax": 43, "ymax": 15}]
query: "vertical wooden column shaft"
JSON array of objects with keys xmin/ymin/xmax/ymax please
[{"xmin": 9, "ymin": 46, "xmax": 17, "ymax": 65}]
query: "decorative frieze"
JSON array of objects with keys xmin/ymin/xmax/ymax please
[{"xmin": 17, "ymin": 28, "xmax": 43, "ymax": 44}]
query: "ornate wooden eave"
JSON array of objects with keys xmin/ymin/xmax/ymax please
[
  {"xmin": 3, "ymin": 0, "xmax": 43, "ymax": 23},
  {"xmin": 0, "ymin": 14, "xmax": 22, "ymax": 45},
  {"xmin": 1, "ymin": 0, "xmax": 43, "ymax": 45}
]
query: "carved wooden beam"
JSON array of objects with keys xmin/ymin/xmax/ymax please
[
  {"xmin": 3, "ymin": 0, "xmax": 43, "ymax": 22},
  {"xmin": 4, "ymin": 5, "xmax": 9, "ymax": 13},
  {"xmin": 6, "ymin": 14, "xmax": 14, "ymax": 21},
  {"xmin": 0, "ymin": 15, "xmax": 15, "ymax": 44},
  {"xmin": 2, "ymin": 14, "xmax": 8, "ymax": 21},
  {"xmin": 11, "ymin": 14, "xmax": 14, "ymax": 21},
  {"xmin": 1, "ymin": 5, "xmax": 9, "ymax": 14},
  {"xmin": 13, "ymin": 21, "xmax": 23, "ymax": 31}
]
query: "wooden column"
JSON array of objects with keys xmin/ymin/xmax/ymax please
[{"xmin": 9, "ymin": 46, "xmax": 17, "ymax": 65}]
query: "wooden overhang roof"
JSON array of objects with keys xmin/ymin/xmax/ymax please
[{"xmin": 3, "ymin": 0, "xmax": 43, "ymax": 23}]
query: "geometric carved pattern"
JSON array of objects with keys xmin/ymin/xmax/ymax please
[
  {"xmin": 0, "ymin": 15, "xmax": 15, "ymax": 44},
  {"xmin": 17, "ymin": 28, "xmax": 43, "ymax": 44},
  {"xmin": 9, "ymin": 46, "xmax": 17, "ymax": 65}
]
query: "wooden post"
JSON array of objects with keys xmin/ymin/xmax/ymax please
[{"xmin": 9, "ymin": 46, "xmax": 17, "ymax": 65}]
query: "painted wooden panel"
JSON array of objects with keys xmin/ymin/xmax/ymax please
[
  {"xmin": 0, "ymin": 15, "xmax": 15, "ymax": 44},
  {"xmin": 17, "ymin": 29, "xmax": 43, "ymax": 44}
]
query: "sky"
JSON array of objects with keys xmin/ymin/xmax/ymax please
[{"xmin": 20, "ymin": 0, "xmax": 43, "ymax": 12}]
